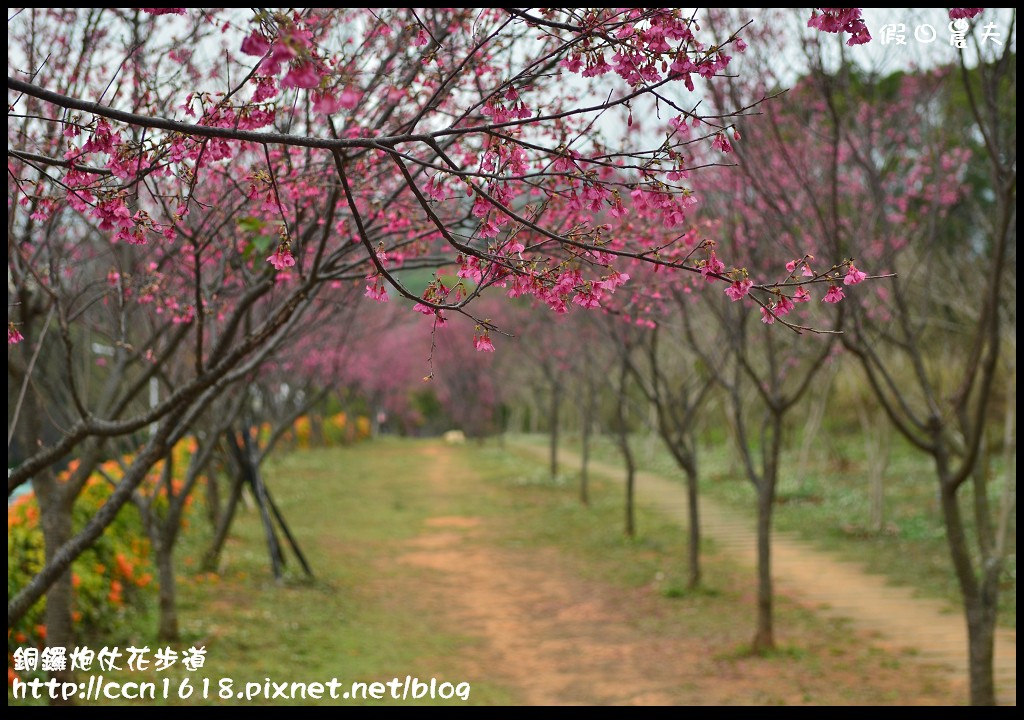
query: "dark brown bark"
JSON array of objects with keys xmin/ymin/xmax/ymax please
[
  {"xmin": 752, "ymin": 482, "xmax": 775, "ymax": 653},
  {"xmin": 204, "ymin": 468, "xmax": 221, "ymax": 533},
  {"xmin": 683, "ymin": 461, "xmax": 701, "ymax": 589},
  {"xmin": 155, "ymin": 540, "xmax": 178, "ymax": 641},
  {"xmin": 939, "ymin": 481, "xmax": 997, "ymax": 706},
  {"xmin": 203, "ymin": 471, "xmax": 245, "ymax": 572},
  {"xmin": 579, "ymin": 389, "xmax": 593, "ymax": 506},
  {"xmin": 548, "ymin": 381, "xmax": 561, "ymax": 479},
  {"xmin": 37, "ymin": 477, "xmax": 76, "ymax": 703},
  {"xmin": 613, "ymin": 357, "xmax": 636, "ymax": 538}
]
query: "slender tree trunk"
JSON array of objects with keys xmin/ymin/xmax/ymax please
[
  {"xmin": 203, "ymin": 471, "xmax": 245, "ymax": 572},
  {"xmin": 204, "ymin": 469, "xmax": 221, "ymax": 532},
  {"xmin": 794, "ymin": 368, "xmax": 833, "ymax": 488},
  {"xmin": 752, "ymin": 481, "xmax": 775, "ymax": 653},
  {"xmin": 155, "ymin": 538, "xmax": 179, "ymax": 641},
  {"xmin": 580, "ymin": 391, "xmax": 593, "ymax": 506},
  {"xmin": 614, "ymin": 359, "xmax": 635, "ymax": 537},
  {"xmin": 251, "ymin": 462, "xmax": 285, "ymax": 580},
  {"xmin": 684, "ymin": 461, "xmax": 701, "ymax": 589},
  {"xmin": 868, "ymin": 462, "xmax": 886, "ymax": 533},
  {"xmin": 938, "ymin": 482, "xmax": 996, "ymax": 705},
  {"xmin": 310, "ymin": 413, "xmax": 324, "ymax": 447},
  {"xmin": 857, "ymin": 404, "xmax": 890, "ymax": 532},
  {"xmin": 645, "ymin": 404, "xmax": 658, "ymax": 462},
  {"xmin": 868, "ymin": 431, "xmax": 889, "ymax": 534},
  {"xmin": 624, "ymin": 449, "xmax": 636, "ymax": 538},
  {"xmin": 37, "ymin": 479, "xmax": 76, "ymax": 703},
  {"xmin": 966, "ymin": 594, "xmax": 998, "ymax": 706},
  {"xmin": 549, "ymin": 381, "xmax": 561, "ymax": 479}
]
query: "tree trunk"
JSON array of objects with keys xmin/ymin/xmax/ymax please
[
  {"xmin": 203, "ymin": 471, "xmax": 245, "ymax": 572},
  {"xmin": 38, "ymin": 483, "xmax": 76, "ymax": 703},
  {"xmin": 624, "ymin": 452, "xmax": 636, "ymax": 538},
  {"xmin": 204, "ymin": 469, "xmax": 221, "ymax": 533},
  {"xmin": 868, "ymin": 460, "xmax": 886, "ymax": 533},
  {"xmin": 858, "ymin": 404, "xmax": 890, "ymax": 533},
  {"xmin": 752, "ymin": 482, "xmax": 775, "ymax": 653},
  {"xmin": 794, "ymin": 368, "xmax": 833, "ymax": 488},
  {"xmin": 938, "ymin": 482, "xmax": 996, "ymax": 705},
  {"xmin": 155, "ymin": 540, "xmax": 179, "ymax": 641},
  {"xmin": 684, "ymin": 461, "xmax": 701, "ymax": 589},
  {"xmin": 548, "ymin": 382, "xmax": 561, "ymax": 479},
  {"xmin": 965, "ymin": 595, "xmax": 998, "ymax": 706},
  {"xmin": 614, "ymin": 360, "xmax": 636, "ymax": 538},
  {"xmin": 310, "ymin": 413, "xmax": 324, "ymax": 446},
  {"xmin": 580, "ymin": 391, "xmax": 592, "ymax": 506}
]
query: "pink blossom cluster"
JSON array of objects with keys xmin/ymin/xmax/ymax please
[
  {"xmin": 807, "ymin": 8, "xmax": 872, "ymax": 45},
  {"xmin": 949, "ymin": 8, "xmax": 985, "ymax": 20}
]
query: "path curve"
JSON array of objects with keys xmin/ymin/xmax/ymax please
[{"xmin": 512, "ymin": 441, "xmax": 1016, "ymax": 706}]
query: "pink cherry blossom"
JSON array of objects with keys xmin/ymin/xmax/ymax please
[
  {"xmin": 8, "ymin": 323, "xmax": 24, "ymax": 345},
  {"xmin": 724, "ymin": 279, "xmax": 753, "ymax": 301},
  {"xmin": 701, "ymin": 251, "xmax": 726, "ymax": 281},
  {"xmin": 312, "ymin": 92, "xmax": 342, "ymax": 115},
  {"xmin": 949, "ymin": 8, "xmax": 984, "ymax": 20},
  {"xmin": 281, "ymin": 62, "xmax": 322, "ymax": 90},
  {"xmin": 760, "ymin": 306, "xmax": 776, "ymax": 324},
  {"xmin": 473, "ymin": 334, "xmax": 495, "ymax": 352},
  {"xmin": 365, "ymin": 275, "xmax": 389, "ymax": 303},
  {"xmin": 843, "ymin": 263, "xmax": 867, "ymax": 285},
  {"xmin": 793, "ymin": 287, "xmax": 811, "ymax": 303},
  {"xmin": 339, "ymin": 87, "xmax": 361, "ymax": 109},
  {"xmin": 775, "ymin": 295, "xmax": 795, "ymax": 316},
  {"xmin": 712, "ymin": 132, "xmax": 733, "ymax": 154},
  {"xmin": 822, "ymin": 285, "xmax": 845, "ymax": 303},
  {"xmin": 807, "ymin": 8, "xmax": 872, "ymax": 45},
  {"xmin": 266, "ymin": 246, "xmax": 296, "ymax": 270},
  {"xmin": 241, "ymin": 31, "xmax": 270, "ymax": 57}
]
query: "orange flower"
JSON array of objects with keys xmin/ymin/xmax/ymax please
[
  {"xmin": 34, "ymin": 625, "xmax": 46, "ymax": 640},
  {"xmin": 115, "ymin": 552, "xmax": 134, "ymax": 578},
  {"xmin": 14, "ymin": 632, "xmax": 26, "ymax": 644},
  {"xmin": 72, "ymin": 573, "xmax": 82, "ymax": 588},
  {"xmin": 108, "ymin": 579, "xmax": 124, "ymax": 604}
]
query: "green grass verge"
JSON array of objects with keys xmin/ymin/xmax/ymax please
[
  {"xmin": 11, "ymin": 438, "xmax": 962, "ymax": 705},
  {"xmin": 515, "ymin": 431, "xmax": 1016, "ymax": 629}
]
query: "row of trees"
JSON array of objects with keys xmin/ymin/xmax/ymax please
[
  {"xmin": 7, "ymin": 7, "xmax": 1013, "ymax": 706},
  {"xmin": 411, "ymin": 9, "xmax": 1015, "ymax": 704},
  {"xmin": 8, "ymin": 9, "xmax": 802, "ymax": 694}
]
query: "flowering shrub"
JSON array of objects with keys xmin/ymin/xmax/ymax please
[
  {"xmin": 278, "ymin": 412, "xmax": 370, "ymax": 449},
  {"xmin": 7, "ymin": 437, "xmax": 207, "ymax": 680},
  {"xmin": 293, "ymin": 416, "xmax": 313, "ymax": 449},
  {"xmin": 8, "ymin": 470, "xmax": 153, "ymax": 666},
  {"xmin": 321, "ymin": 412, "xmax": 350, "ymax": 446}
]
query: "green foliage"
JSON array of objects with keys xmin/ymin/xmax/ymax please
[{"xmin": 8, "ymin": 470, "xmax": 155, "ymax": 665}]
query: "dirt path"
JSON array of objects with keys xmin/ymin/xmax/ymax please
[
  {"xmin": 511, "ymin": 441, "xmax": 1016, "ymax": 706},
  {"xmin": 397, "ymin": 446, "xmax": 678, "ymax": 704},
  {"xmin": 392, "ymin": 444, "xmax": 964, "ymax": 705}
]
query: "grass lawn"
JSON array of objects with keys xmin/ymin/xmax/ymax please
[
  {"xmin": 11, "ymin": 438, "xmax": 963, "ymax": 705},
  {"xmin": 518, "ymin": 430, "xmax": 1016, "ymax": 629}
]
